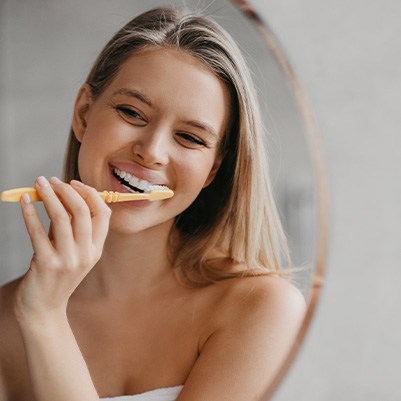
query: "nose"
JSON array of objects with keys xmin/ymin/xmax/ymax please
[{"xmin": 131, "ymin": 127, "xmax": 169, "ymax": 167}]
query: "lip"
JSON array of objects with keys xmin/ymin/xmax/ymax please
[{"xmin": 109, "ymin": 161, "xmax": 168, "ymax": 186}]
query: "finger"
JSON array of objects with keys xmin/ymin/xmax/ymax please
[
  {"xmin": 70, "ymin": 180, "xmax": 111, "ymax": 248},
  {"xmin": 20, "ymin": 193, "xmax": 54, "ymax": 256},
  {"xmin": 48, "ymin": 177, "xmax": 92, "ymax": 247},
  {"xmin": 34, "ymin": 176, "xmax": 74, "ymax": 248}
]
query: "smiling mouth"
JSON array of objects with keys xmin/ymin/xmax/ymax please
[{"xmin": 112, "ymin": 167, "xmax": 158, "ymax": 194}]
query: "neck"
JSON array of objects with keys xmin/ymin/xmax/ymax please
[{"xmin": 76, "ymin": 220, "xmax": 177, "ymax": 300}]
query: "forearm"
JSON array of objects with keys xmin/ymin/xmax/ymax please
[
  {"xmin": 13, "ymin": 177, "xmax": 111, "ymax": 400},
  {"xmin": 17, "ymin": 313, "xmax": 99, "ymax": 401}
]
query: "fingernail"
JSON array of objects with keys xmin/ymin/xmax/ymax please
[
  {"xmin": 49, "ymin": 176, "xmax": 63, "ymax": 185},
  {"xmin": 21, "ymin": 193, "xmax": 31, "ymax": 204},
  {"xmin": 70, "ymin": 179, "xmax": 85, "ymax": 188},
  {"xmin": 37, "ymin": 176, "xmax": 49, "ymax": 187}
]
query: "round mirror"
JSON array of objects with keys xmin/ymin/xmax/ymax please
[
  {"xmin": 228, "ymin": 1, "xmax": 328, "ymax": 397},
  {"xmin": 0, "ymin": 0, "xmax": 327, "ymax": 399}
]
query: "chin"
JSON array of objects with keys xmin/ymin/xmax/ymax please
[{"xmin": 108, "ymin": 211, "xmax": 175, "ymax": 235}]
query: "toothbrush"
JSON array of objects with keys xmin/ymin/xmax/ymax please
[{"xmin": 1, "ymin": 186, "xmax": 174, "ymax": 203}]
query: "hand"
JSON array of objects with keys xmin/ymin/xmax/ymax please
[{"xmin": 14, "ymin": 176, "xmax": 111, "ymax": 321}]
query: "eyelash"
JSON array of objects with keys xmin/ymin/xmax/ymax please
[
  {"xmin": 176, "ymin": 133, "xmax": 206, "ymax": 147},
  {"xmin": 115, "ymin": 105, "xmax": 207, "ymax": 147},
  {"xmin": 116, "ymin": 105, "xmax": 144, "ymax": 121}
]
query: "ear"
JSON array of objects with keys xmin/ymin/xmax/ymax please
[
  {"xmin": 203, "ymin": 155, "xmax": 223, "ymax": 188},
  {"xmin": 72, "ymin": 84, "xmax": 93, "ymax": 143}
]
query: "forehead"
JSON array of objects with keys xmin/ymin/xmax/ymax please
[{"xmin": 103, "ymin": 47, "xmax": 231, "ymax": 136}]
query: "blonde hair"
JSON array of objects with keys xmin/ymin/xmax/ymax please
[{"xmin": 63, "ymin": 7, "xmax": 290, "ymax": 287}]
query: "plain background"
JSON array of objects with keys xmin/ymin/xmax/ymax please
[{"xmin": 1, "ymin": 0, "xmax": 400, "ymax": 400}]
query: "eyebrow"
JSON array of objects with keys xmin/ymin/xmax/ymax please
[{"xmin": 112, "ymin": 88, "xmax": 155, "ymax": 108}]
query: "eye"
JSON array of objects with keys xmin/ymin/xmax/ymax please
[
  {"xmin": 116, "ymin": 105, "xmax": 146, "ymax": 123},
  {"xmin": 176, "ymin": 132, "xmax": 207, "ymax": 147}
]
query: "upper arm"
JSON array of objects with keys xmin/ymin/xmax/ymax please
[
  {"xmin": 0, "ymin": 285, "xmax": 11, "ymax": 401},
  {"xmin": 177, "ymin": 277, "xmax": 306, "ymax": 401},
  {"xmin": 0, "ymin": 364, "xmax": 7, "ymax": 401}
]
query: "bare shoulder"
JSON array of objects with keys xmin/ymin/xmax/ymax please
[
  {"xmin": 199, "ymin": 273, "xmax": 307, "ymax": 359},
  {"xmin": 0, "ymin": 277, "xmax": 22, "ymax": 315},
  {"xmin": 0, "ymin": 277, "xmax": 25, "ymax": 401},
  {"xmin": 180, "ymin": 275, "xmax": 307, "ymax": 400},
  {"xmin": 233, "ymin": 274, "xmax": 305, "ymax": 304},
  {"xmin": 0, "ymin": 276, "xmax": 23, "ymax": 348},
  {"xmin": 211, "ymin": 274, "xmax": 306, "ymax": 327}
]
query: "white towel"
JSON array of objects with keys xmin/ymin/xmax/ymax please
[{"xmin": 100, "ymin": 385, "xmax": 183, "ymax": 401}]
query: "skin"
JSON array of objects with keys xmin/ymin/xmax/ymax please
[{"xmin": 0, "ymin": 48, "xmax": 306, "ymax": 401}]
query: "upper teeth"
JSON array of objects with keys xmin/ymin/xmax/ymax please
[{"xmin": 113, "ymin": 168, "xmax": 153, "ymax": 192}]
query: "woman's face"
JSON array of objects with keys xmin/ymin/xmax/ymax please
[{"xmin": 72, "ymin": 47, "xmax": 231, "ymax": 234}]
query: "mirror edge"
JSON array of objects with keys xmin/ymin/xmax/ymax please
[{"xmin": 230, "ymin": 1, "xmax": 330, "ymax": 399}]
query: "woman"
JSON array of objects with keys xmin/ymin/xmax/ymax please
[{"xmin": 0, "ymin": 7, "xmax": 305, "ymax": 401}]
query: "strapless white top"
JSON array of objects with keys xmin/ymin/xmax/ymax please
[{"xmin": 100, "ymin": 385, "xmax": 183, "ymax": 401}]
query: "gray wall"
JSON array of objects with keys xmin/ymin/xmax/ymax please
[
  {"xmin": 252, "ymin": 0, "xmax": 401, "ymax": 400},
  {"xmin": 2, "ymin": 0, "xmax": 397, "ymax": 399}
]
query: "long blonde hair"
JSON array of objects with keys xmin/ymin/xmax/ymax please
[{"xmin": 63, "ymin": 7, "xmax": 290, "ymax": 287}]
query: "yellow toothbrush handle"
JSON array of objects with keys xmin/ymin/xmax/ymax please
[
  {"xmin": 0, "ymin": 187, "xmax": 42, "ymax": 202},
  {"xmin": 99, "ymin": 189, "xmax": 174, "ymax": 202},
  {"xmin": 1, "ymin": 187, "xmax": 174, "ymax": 203}
]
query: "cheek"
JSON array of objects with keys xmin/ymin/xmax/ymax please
[
  {"xmin": 76, "ymin": 133, "xmax": 108, "ymax": 184},
  {"xmin": 176, "ymin": 155, "xmax": 216, "ymax": 194},
  {"xmin": 77, "ymin": 143, "xmax": 94, "ymax": 185}
]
